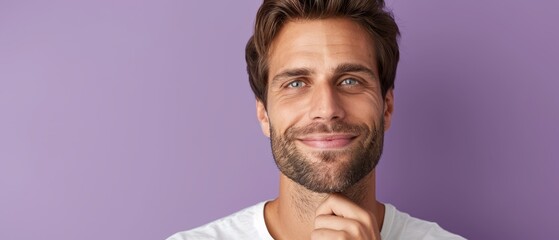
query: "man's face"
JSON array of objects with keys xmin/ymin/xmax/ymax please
[{"xmin": 256, "ymin": 18, "xmax": 394, "ymax": 193}]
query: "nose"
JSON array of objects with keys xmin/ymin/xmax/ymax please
[{"xmin": 308, "ymin": 84, "xmax": 346, "ymax": 121}]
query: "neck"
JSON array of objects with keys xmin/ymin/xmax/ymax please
[{"xmin": 264, "ymin": 170, "xmax": 384, "ymax": 240}]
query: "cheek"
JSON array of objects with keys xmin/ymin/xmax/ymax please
[
  {"xmin": 267, "ymin": 101, "xmax": 308, "ymax": 132},
  {"xmin": 341, "ymin": 95, "xmax": 384, "ymax": 121}
]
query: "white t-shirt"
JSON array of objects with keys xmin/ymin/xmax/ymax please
[{"xmin": 167, "ymin": 201, "xmax": 466, "ymax": 240}]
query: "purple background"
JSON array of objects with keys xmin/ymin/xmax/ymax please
[{"xmin": 1, "ymin": 0, "xmax": 558, "ymax": 239}]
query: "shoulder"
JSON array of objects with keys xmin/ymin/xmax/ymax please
[
  {"xmin": 381, "ymin": 203, "xmax": 466, "ymax": 240},
  {"xmin": 165, "ymin": 201, "xmax": 272, "ymax": 240}
]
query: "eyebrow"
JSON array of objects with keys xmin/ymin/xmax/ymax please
[
  {"xmin": 271, "ymin": 63, "xmax": 376, "ymax": 84},
  {"xmin": 271, "ymin": 68, "xmax": 314, "ymax": 84},
  {"xmin": 333, "ymin": 63, "xmax": 377, "ymax": 80}
]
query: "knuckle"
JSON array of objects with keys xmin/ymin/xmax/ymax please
[
  {"xmin": 347, "ymin": 222, "xmax": 361, "ymax": 235},
  {"xmin": 340, "ymin": 231, "xmax": 352, "ymax": 240},
  {"xmin": 362, "ymin": 211, "xmax": 375, "ymax": 227}
]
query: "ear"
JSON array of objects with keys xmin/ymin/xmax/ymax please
[
  {"xmin": 383, "ymin": 88, "xmax": 394, "ymax": 131},
  {"xmin": 256, "ymin": 100, "xmax": 271, "ymax": 137}
]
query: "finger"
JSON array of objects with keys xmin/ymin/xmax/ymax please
[
  {"xmin": 315, "ymin": 193, "xmax": 373, "ymax": 226},
  {"xmin": 311, "ymin": 228, "xmax": 350, "ymax": 240},
  {"xmin": 314, "ymin": 214, "xmax": 363, "ymax": 236}
]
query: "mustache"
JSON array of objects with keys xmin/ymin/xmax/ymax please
[{"xmin": 285, "ymin": 121, "xmax": 369, "ymax": 139}]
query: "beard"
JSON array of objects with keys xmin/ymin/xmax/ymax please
[{"xmin": 270, "ymin": 119, "xmax": 384, "ymax": 193}]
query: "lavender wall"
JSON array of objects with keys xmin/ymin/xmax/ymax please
[{"xmin": 1, "ymin": 1, "xmax": 557, "ymax": 239}]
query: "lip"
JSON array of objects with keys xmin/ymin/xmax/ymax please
[{"xmin": 297, "ymin": 134, "xmax": 358, "ymax": 149}]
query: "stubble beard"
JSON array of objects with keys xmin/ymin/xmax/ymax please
[{"xmin": 270, "ymin": 119, "xmax": 384, "ymax": 193}]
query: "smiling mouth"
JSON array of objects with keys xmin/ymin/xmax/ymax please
[{"xmin": 297, "ymin": 134, "xmax": 358, "ymax": 149}]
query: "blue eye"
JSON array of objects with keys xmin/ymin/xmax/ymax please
[
  {"xmin": 287, "ymin": 80, "xmax": 306, "ymax": 88},
  {"xmin": 341, "ymin": 78, "xmax": 359, "ymax": 85}
]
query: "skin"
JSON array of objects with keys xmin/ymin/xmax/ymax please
[{"xmin": 256, "ymin": 18, "xmax": 394, "ymax": 240}]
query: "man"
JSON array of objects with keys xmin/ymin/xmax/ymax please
[{"xmin": 168, "ymin": 0, "xmax": 465, "ymax": 239}]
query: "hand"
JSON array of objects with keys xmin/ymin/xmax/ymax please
[{"xmin": 312, "ymin": 193, "xmax": 381, "ymax": 240}]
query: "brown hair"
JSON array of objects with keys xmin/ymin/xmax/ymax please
[{"xmin": 246, "ymin": 0, "xmax": 400, "ymax": 106}]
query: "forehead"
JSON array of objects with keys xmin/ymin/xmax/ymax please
[{"xmin": 268, "ymin": 18, "xmax": 377, "ymax": 77}]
